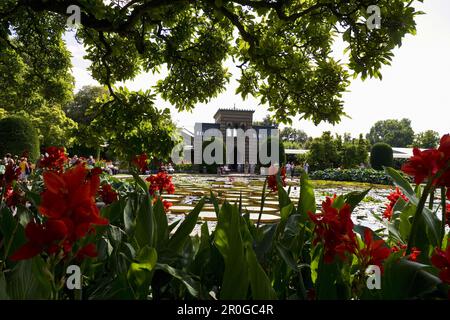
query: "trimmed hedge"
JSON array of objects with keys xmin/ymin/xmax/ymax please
[
  {"xmin": 0, "ymin": 116, "xmax": 40, "ymax": 161},
  {"xmin": 370, "ymin": 143, "xmax": 393, "ymax": 170},
  {"xmin": 309, "ymin": 168, "xmax": 393, "ymax": 185}
]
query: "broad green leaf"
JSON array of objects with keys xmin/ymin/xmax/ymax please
[
  {"xmin": 384, "ymin": 167, "xmax": 415, "ymax": 199},
  {"xmin": 344, "ymin": 188, "xmax": 371, "ymax": 212},
  {"xmin": 168, "ymin": 198, "xmax": 205, "ymax": 253},
  {"xmin": 210, "ymin": 191, "xmax": 220, "ymax": 216},
  {"xmin": 214, "ymin": 202, "xmax": 249, "ymax": 299},
  {"xmin": 353, "ymin": 225, "xmax": 384, "ymax": 242},
  {"xmin": 134, "ymin": 193, "xmax": 155, "ymax": 249},
  {"xmin": 101, "ymin": 198, "xmax": 125, "ymax": 225},
  {"xmin": 382, "ymin": 257, "xmax": 441, "ymax": 299},
  {"xmin": 0, "ymin": 273, "xmax": 10, "ymax": 300},
  {"xmin": 297, "ymin": 172, "xmax": 316, "ymax": 221},
  {"xmin": 6, "ymin": 257, "xmax": 52, "ymax": 299},
  {"xmin": 246, "ymin": 245, "xmax": 277, "ymax": 300},
  {"xmin": 398, "ymin": 203, "xmax": 415, "ymax": 241},
  {"xmin": 199, "ymin": 222, "xmax": 210, "ymax": 252},
  {"xmin": 277, "ymin": 177, "xmax": 291, "ymax": 209},
  {"xmin": 127, "ymin": 246, "xmax": 157, "ymax": 299},
  {"xmin": 0, "ymin": 207, "xmax": 26, "ymax": 260},
  {"xmin": 276, "ymin": 243, "xmax": 309, "ymax": 272},
  {"xmin": 315, "ymin": 256, "xmax": 341, "ymax": 300},
  {"xmin": 391, "ymin": 196, "xmax": 409, "ymax": 220},
  {"xmin": 156, "ymin": 263, "xmax": 201, "ymax": 298},
  {"xmin": 387, "ymin": 222, "xmax": 404, "ymax": 244},
  {"xmin": 123, "ymin": 197, "xmax": 135, "ymax": 235},
  {"xmin": 153, "ymin": 198, "xmax": 169, "ymax": 250},
  {"xmin": 385, "ymin": 167, "xmax": 440, "ymax": 247},
  {"xmin": 275, "ymin": 203, "xmax": 294, "ymax": 240},
  {"xmin": 132, "ymin": 172, "xmax": 149, "ymax": 194},
  {"xmin": 331, "ymin": 195, "xmax": 346, "ymax": 210}
]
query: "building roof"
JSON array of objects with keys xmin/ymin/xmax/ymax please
[
  {"xmin": 391, "ymin": 147, "xmax": 424, "ymax": 159},
  {"xmin": 178, "ymin": 127, "xmax": 194, "ymax": 138},
  {"xmin": 285, "ymin": 149, "xmax": 309, "ymax": 155},
  {"xmin": 213, "ymin": 108, "xmax": 255, "ymax": 119}
]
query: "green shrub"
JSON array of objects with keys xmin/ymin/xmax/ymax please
[
  {"xmin": 393, "ymin": 158, "xmax": 407, "ymax": 170},
  {"xmin": 173, "ymin": 163, "xmax": 195, "ymax": 172},
  {"xmin": 370, "ymin": 143, "xmax": 393, "ymax": 170},
  {"xmin": 307, "ymin": 132, "xmax": 340, "ymax": 170},
  {"xmin": 342, "ymin": 144, "xmax": 359, "ymax": 168},
  {"xmin": 0, "ymin": 116, "xmax": 40, "ymax": 161},
  {"xmin": 309, "ymin": 168, "xmax": 393, "ymax": 185}
]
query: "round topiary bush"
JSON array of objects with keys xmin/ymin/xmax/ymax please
[
  {"xmin": 370, "ymin": 143, "xmax": 393, "ymax": 170},
  {"xmin": 0, "ymin": 116, "xmax": 40, "ymax": 162}
]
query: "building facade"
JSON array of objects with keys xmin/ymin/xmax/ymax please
[{"xmin": 193, "ymin": 108, "xmax": 277, "ymax": 171}]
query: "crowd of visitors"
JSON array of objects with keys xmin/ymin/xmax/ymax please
[
  {"xmin": 68, "ymin": 155, "xmax": 120, "ymax": 175},
  {"xmin": 0, "ymin": 151, "xmax": 122, "ymax": 182},
  {"xmin": 0, "ymin": 153, "xmax": 35, "ymax": 182}
]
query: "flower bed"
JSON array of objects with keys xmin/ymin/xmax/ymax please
[
  {"xmin": 0, "ymin": 136, "xmax": 449, "ymax": 300},
  {"xmin": 310, "ymin": 168, "xmax": 395, "ymax": 185}
]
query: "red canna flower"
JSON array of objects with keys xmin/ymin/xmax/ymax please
[
  {"xmin": 357, "ymin": 229, "xmax": 391, "ymax": 271},
  {"xmin": 1, "ymin": 164, "xmax": 21, "ymax": 186},
  {"xmin": 308, "ymin": 196, "xmax": 357, "ymax": 263},
  {"xmin": 152, "ymin": 197, "xmax": 173, "ymax": 212},
  {"xmin": 382, "ymin": 187, "xmax": 409, "ymax": 220},
  {"xmin": 132, "ymin": 153, "xmax": 148, "ymax": 173},
  {"xmin": 10, "ymin": 164, "xmax": 108, "ymax": 261},
  {"xmin": 402, "ymin": 148, "xmax": 441, "ymax": 185},
  {"xmin": 39, "ymin": 147, "xmax": 68, "ymax": 171},
  {"xmin": 438, "ymin": 134, "xmax": 450, "ymax": 161},
  {"xmin": 76, "ymin": 243, "xmax": 98, "ymax": 260},
  {"xmin": 163, "ymin": 200, "xmax": 173, "ymax": 212},
  {"xmin": 391, "ymin": 243, "xmax": 421, "ymax": 262},
  {"xmin": 4, "ymin": 187, "xmax": 25, "ymax": 208},
  {"xmin": 99, "ymin": 183, "xmax": 118, "ymax": 205},
  {"xmin": 402, "ymin": 135, "xmax": 450, "ymax": 188},
  {"xmin": 146, "ymin": 171, "xmax": 175, "ymax": 196},
  {"xmin": 409, "ymin": 247, "xmax": 421, "ymax": 262},
  {"xmin": 10, "ymin": 220, "xmax": 70, "ymax": 261},
  {"xmin": 267, "ymin": 167, "xmax": 287, "ymax": 192},
  {"xmin": 431, "ymin": 246, "xmax": 450, "ymax": 284}
]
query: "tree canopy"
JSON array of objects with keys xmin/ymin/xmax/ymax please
[
  {"xmin": 413, "ymin": 130, "xmax": 440, "ymax": 149},
  {"xmin": 280, "ymin": 127, "xmax": 309, "ymax": 145},
  {"xmin": 0, "ymin": 8, "xmax": 77, "ymax": 147},
  {"xmin": 253, "ymin": 114, "xmax": 277, "ymax": 127},
  {"xmin": 0, "ymin": 0, "xmax": 423, "ymax": 126},
  {"xmin": 83, "ymin": 87, "xmax": 179, "ymax": 161},
  {"xmin": 65, "ymin": 85, "xmax": 109, "ymax": 125},
  {"xmin": 307, "ymin": 132, "xmax": 368, "ymax": 170},
  {"xmin": 366, "ymin": 118, "xmax": 415, "ymax": 147}
]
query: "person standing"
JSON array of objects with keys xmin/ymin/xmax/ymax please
[
  {"xmin": 286, "ymin": 162, "xmax": 291, "ymax": 176},
  {"xmin": 303, "ymin": 161, "xmax": 310, "ymax": 174},
  {"xmin": 19, "ymin": 157, "xmax": 29, "ymax": 181},
  {"xmin": 87, "ymin": 155, "xmax": 96, "ymax": 166}
]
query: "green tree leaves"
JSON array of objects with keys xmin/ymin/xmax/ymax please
[
  {"xmin": 367, "ymin": 119, "xmax": 415, "ymax": 147},
  {"xmin": 0, "ymin": 0, "xmax": 423, "ymax": 125},
  {"xmin": 86, "ymin": 87, "xmax": 178, "ymax": 161}
]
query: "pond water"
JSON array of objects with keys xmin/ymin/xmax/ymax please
[{"xmin": 165, "ymin": 174, "xmax": 396, "ymax": 236}]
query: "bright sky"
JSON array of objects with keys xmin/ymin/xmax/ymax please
[{"xmin": 66, "ymin": 0, "xmax": 450, "ymax": 138}]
